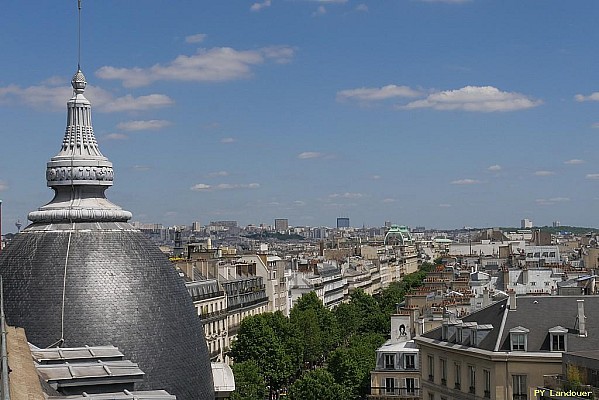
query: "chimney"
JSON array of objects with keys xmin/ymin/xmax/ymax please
[
  {"xmin": 509, "ymin": 290, "xmax": 516, "ymax": 310},
  {"xmin": 482, "ymin": 288, "xmax": 491, "ymax": 307},
  {"xmin": 577, "ymin": 300, "xmax": 587, "ymax": 337}
]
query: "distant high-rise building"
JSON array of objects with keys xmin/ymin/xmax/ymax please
[
  {"xmin": 384, "ymin": 221, "xmax": 392, "ymax": 228},
  {"xmin": 521, "ymin": 218, "xmax": 533, "ymax": 229},
  {"xmin": 552, "ymin": 221, "xmax": 561, "ymax": 228},
  {"xmin": 337, "ymin": 217, "xmax": 350, "ymax": 229},
  {"xmin": 210, "ymin": 220, "xmax": 238, "ymax": 228},
  {"xmin": 192, "ymin": 221, "xmax": 201, "ymax": 231},
  {"xmin": 274, "ymin": 218, "xmax": 289, "ymax": 232}
]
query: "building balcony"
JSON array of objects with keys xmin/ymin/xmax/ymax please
[
  {"xmin": 368, "ymin": 387, "xmax": 421, "ymax": 399},
  {"xmin": 539, "ymin": 375, "xmax": 598, "ymax": 399}
]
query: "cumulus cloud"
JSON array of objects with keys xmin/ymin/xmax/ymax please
[
  {"xmin": 116, "ymin": 120, "xmax": 171, "ymax": 131},
  {"xmin": 534, "ymin": 170, "xmax": 555, "ymax": 176},
  {"xmin": 250, "ymin": 0, "xmax": 271, "ymax": 11},
  {"xmin": 133, "ymin": 165, "xmax": 151, "ymax": 171},
  {"xmin": 294, "ymin": 200, "xmax": 306, "ymax": 206},
  {"xmin": 221, "ymin": 137, "xmax": 236, "ymax": 144},
  {"xmin": 297, "ymin": 151, "xmax": 323, "ymax": 159},
  {"xmin": 586, "ymin": 174, "xmax": 599, "ymax": 180},
  {"xmin": 185, "ymin": 33, "xmax": 207, "ymax": 44},
  {"xmin": 191, "ymin": 183, "xmax": 260, "ymax": 191},
  {"xmin": 488, "ymin": 164, "xmax": 502, "ymax": 172},
  {"xmin": 402, "ymin": 86, "xmax": 541, "ymax": 112},
  {"xmin": 337, "ymin": 85, "xmax": 421, "ymax": 102},
  {"xmin": 564, "ymin": 159, "xmax": 584, "ymax": 165},
  {"xmin": 575, "ymin": 92, "xmax": 599, "ymax": 102},
  {"xmin": 0, "ymin": 180, "xmax": 7, "ymax": 191},
  {"xmin": 103, "ymin": 133, "xmax": 128, "ymax": 140},
  {"xmin": 356, "ymin": 4, "xmax": 368, "ymax": 11},
  {"xmin": 371, "ymin": 175, "xmax": 382, "ymax": 180},
  {"xmin": 382, "ymin": 198, "xmax": 396, "ymax": 203},
  {"xmin": 96, "ymin": 46, "xmax": 295, "ymax": 88},
  {"xmin": 0, "ymin": 82, "xmax": 174, "ymax": 113},
  {"xmin": 451, "ymin": 179, "xmax": 480, "ymax": 185}
]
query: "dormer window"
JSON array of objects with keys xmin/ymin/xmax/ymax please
[
  {"xmin": 549, "ymin": 326, "xmax": 568, "ymax": 352},
  {"xmin": 509, "ymin": 326, "xmax": 529, "ymax": 351}
]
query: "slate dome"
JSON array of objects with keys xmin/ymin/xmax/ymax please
[{"xmin": 0, "ymin": 69, "xmax": 215, "ymax": 399}]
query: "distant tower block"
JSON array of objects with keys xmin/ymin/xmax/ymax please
[
  {"xmin": 192, "ymin": 221, "xmax": 201, "ymax": 231},
  {"xmin": 274, "ymin": 218, "xmax": 289, "ymax": 232},
  {"xmin": 337, "ymin": 217, "xmax": 350, "ymax": 229},
  {"xmin": 521, "ymin": 218, "xmax": 533, "ymax": 229}
]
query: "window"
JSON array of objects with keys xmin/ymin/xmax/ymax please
[
  {"xmin": 428, "ymin": 394, "xmax": 435, "ymax": 400},
  {"xmin": 552, "ymin": 334, "xmax": 565, "ymax": 351},
  {"xmin": 530, "ymin": 281, "xmax": 536, "ymax": 286},
  {"xmin": 455, "ymin": 362, "xmax": 462, "ymax": 390},
  {"xmin": 384, "ymin": 354, "xmax": 395, "ymax": 369},
  {"xmin": 405, "ymin": 354, "xmax": 416, "ymax": 369},
  {"xmin": 549, "ymin": 252, "xmax": 556, "ymax": 257},
  {"xmin": 512, "ymin": 333, "xmax": 525, "ymax": 350},
  {"xmin": 428, "ymin": 355, "xmax": 435, "ymax": 381},
  {"xmin": 468, "ymin": 365, "xmax": 476, "ymax": 394},
  {"xmin": 406, "ymin": 377, "xmax": 416, "ymax": 394},
  {"xmin": 513, "ymin": 375, "xmax": 527, "ymax": 400},
  {"xmin": 484, "ymin": 369, "xmax": 491, "ymax": 398},
  {"xmin": 385, "ymin": 377, "xmax": 396, "ymax": 394},
  {"xmin": 440, "ymin": 358, "xmax": 447, "ymax": 385}
]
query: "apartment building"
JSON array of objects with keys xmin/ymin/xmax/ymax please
[{"xmin": 415, "ymin": 294, "xmax": 599, "ymax": 400}]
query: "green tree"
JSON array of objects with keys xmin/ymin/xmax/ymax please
[
  {"xmin": 327, "ymin": 333, "xmax": 386, "ymax": 398},
  {"xmin": 229, "ymin": 313, "xmax": 298, "ymax": 398},
  {"xmin": 288, "ymin": 369, "xmax": 351, "ymax": 400},
  {"xmin": 230, "ymin": 361, "xmax": 268, "ymax": 400},
  {"xmin": 290, "ymin": 292, "xmax": 340, "ymax": 367}
]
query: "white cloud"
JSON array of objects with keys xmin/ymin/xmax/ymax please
[
  {"xmin": 133, "ymin": 165, "xmax": 151, "ymax": 171},
  {"xmin": 312, "ymin": 0, "xmax": 347, "ymax": 2},
  {"xmin": 116, "ymin": 120, "xmax": 171, "ymax": 131},
  {"xmin": 0, "ymin": 180, "xmax": 7, "ymax": 191},
  {"xmin": 221, "ymin": 137, "xmax": 236, "ymax": 144},
  {"xmin": 96, "ymin": 46, "xmax": 295, "ymax": 87},
  {"xmin": 575, "ymin": 92, "xmax": 599, "ymax": 102},
  {"xmin": 371, "ymin": 175, "xmax": 381, "ymax": 180},
  {"xmin": 451, "ymin": 179, "xmax": 480, "ymax": 185},
  {"xmin": 586, "ymin": 174, "xmax": 599, "ymax": 180},
  {"xmin": 564, "ymin": 159, "xmax": 584, "ymax": 165},
  {"xmin": 402, "ymin": 86, "xmax": 541, "ymax": 112},
  {"xmin": 297, "ymin": 151, "xmax": 323, "ymax": 159},
  {"xmin": 534, "ymin": 170, "xmax": 555, "ymax": 176},
  {"xmin": 313, "ymin": 5, "xmax": 327, "ymax": 16},
  {"xmin": 191, "ymin": 183, "xmax": 260, "ymax": 191},
  {"xmin": 439, "ymin": 203, "xmax": 452, "ymax": 207},
  {"xmin": 536, "ymin": 197, "xmax": 570, "ymax": 206},
  {"xmin": 382, "ymin": 198, "xmax": 396, "ymax": 203},
  {"xmin": 250, "ymin": 0, "xmax": 272, "ymax": 11},
  {"xmin": 0, "ymin": 83, "xmax": 174, "ymax": 113},
  {"xmin": 103, "ymin": 133, "xmax": 128, "ymax": 140},
  {"xmin": 329, "ymin": 192, "xmax": 364, "ymax": 199},
  {"xmin": 185, "ymin": 33, "xmax": 207, "ymax": 44},
  {"xmin": 207, "ymin": 171, "xmax": 229, "ymax": 177},
  {"xmin": 356, "ymin": 4, "xmax": 368, "ymax": 11},
  {"xmin": 592, "ymin": 122, "xmax": 599, "ymax": 129},
  {"xmin": 488, "ymin": 164, "xmax": 502, "ymax": 172},
  {"xmin": 294, "ymin": 200, "xmax": 306, "ymax": 206},
  {"xmin": 337, "ymin": 85, "xmax": 421, "ymax": 102}
]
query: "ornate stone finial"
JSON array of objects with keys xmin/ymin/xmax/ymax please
[{"xmin": 71, "ymin": 69, "xmax": 87, "ymax": 94}]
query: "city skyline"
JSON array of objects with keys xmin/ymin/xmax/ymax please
[{"xmin": 2, "ymin": 1, "xmax": 599, "ymax": 234}]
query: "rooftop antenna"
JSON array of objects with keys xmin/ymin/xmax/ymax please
[{"xmin": 77, "ymin": 0, "xmax": 82, "ymax": 69}]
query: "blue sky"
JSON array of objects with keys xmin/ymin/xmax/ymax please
[{"xmin": 1, "ymin": 0, "xmax": 599, "ymax": 233}]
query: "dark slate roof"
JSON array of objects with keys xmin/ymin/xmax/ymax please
[
  {"xmin": 0, "ymin": 223, "xmax": 214, "ymax": 400},
  {"xmin": 423, "ymin": 295, "xmax": 599, "ymax": 353},
  {"xmin": 496, "ymin": 296, "xmax": 599, "ymax": 352}
]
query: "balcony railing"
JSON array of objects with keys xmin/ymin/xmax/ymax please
[{"xmin": 369, "ymin": 387, "xmax": 421, "ymax": 398}]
